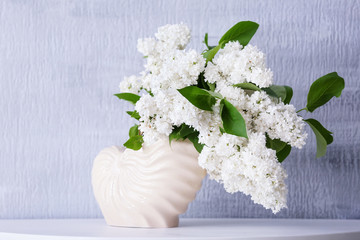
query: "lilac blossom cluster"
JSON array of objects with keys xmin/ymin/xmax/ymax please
[{"xmin": 119, "ymin": 24, "xmax": 308, "ymax": 213}]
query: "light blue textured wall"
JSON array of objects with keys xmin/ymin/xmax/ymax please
[{"xmin": 0, "ymin": 0, "xmax": 359, "ymax": 219}]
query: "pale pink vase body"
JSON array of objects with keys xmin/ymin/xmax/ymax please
[{"xmin": 92, "ymin": 139, "xmax": 206, "ymax": 228}]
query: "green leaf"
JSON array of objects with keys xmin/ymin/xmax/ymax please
[
  {"xmin": 126, "ymin": 110, "xmax": 140, "ymax": 120},
  {"xmin": 203, "ymin": 33, "xmax": 216, "ymax": 50},
  {"xmin": 202, "ymin": 21, "xmax": 259, "ymax": 63},
  {"xmin": 266, "ymin": 136, "xmax": 286, "ymax": 150},
  {"xmin": 168, "ymin": 124, "xmax": 204, "ymax": 153},
  {"xmin": 233, "ymin": 82, "xmax": 261, "ymax": 91},
  {"xmin": 220, "ymin": 99, "xmax": 248, "ymax": 138},
  {"xmin": 205, "ymin": 90, "xmax": 223, "ymax": 99},
  {"xmin": 262, "ymin": 85, "xmax": 293, "ymax": 104},
  {"xmin": 306, "ymin": 72, "xmax": 345, "ymax": 112},
  {"xmin": 169, "ymin": 124, "xmax": 195, "ymax": 143},
  {"xmin": 169, "ymin": 126, "xmax": 182, "ymax": 143},
  {"xmin": 203, "ymin": 33, "xmax": 209, "ymax": 49},
  {"xmin": 123, "ymin": 135, "xmax": 143, "ymax": 150},
  {"xmin": 276, "ymin": 145, "xmax": 292, "ymax": 163},
  {"xmin": 178, "ymin": 86, "xmax": 216, "ymax": 111},
  {"xmin": 187, "ymin": 132, "xmax": 205, "ymax": 153},
  {"xmin": 305, "ymin": 118, "xmax": 333, "ymax": 158},
  {"xmin": 178, "ymin": 125, "xmax": 195, "ymax": 138},
  {"xmin": 197, "ymin": 73, "xmax": 208, "ymax": 90},
  {"xmin": 266, "ymin": 135, "xmax": 291, "ymax": 162},
  {"xmin": 282, "ymin": 86, "xmax": 293, "ymax": 104},
  {"xmin": 202, "ymin": 44, "xmax": 221, "ymax": 62},
  {"xmin": 219, "ymin": 21, "xmax": 259, "ymax": 47},
  {"xmin": 114, "ymin": 93, "xmax": 141, "ymax": 105},
  {"xmin": 129, "ymin": 124, "xmax": 139, "ymax": 138},
  {"xmin": 219, "ymin": 127, "xmax": 225, "ymax": 134},
  {"xmin": 204, "ymin": 33, "xmax": 208, "ymax": 46},
  {"xmin": 196, "ymin": 72, "xmax": 213, "ymax": 91},
  {"xmin": 207, "ymin": 82, "xmax": 216, "ymax": 91}
]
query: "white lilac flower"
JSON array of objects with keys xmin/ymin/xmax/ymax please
[
  {"xmin": 137, "ymin": 38, "xmax": 157, "ymax": 56},
  {"xmin": 217, "ymin": 132, "xmax": 287, "ymax": 213},
  {"xmin": 120, "ymin": 23, "xmax": 308, "ymax": 214},
  {"xmin": 155, "ymin": 23, "xmax": 191, "ymax": 50},
  {"xmin": 119, "ymin": 75, "xmax": 142, "ymax": 94},
  {"xmin": 146, "ymin": 49, "xmax": 205, "ymax": 93},
  {"xmin": 206, "ymin": 41, "xmax": 273, "ymax": 88},
  {"xmin": 136, "ymin": 25, "xmax": 204, "ymax": 95}
]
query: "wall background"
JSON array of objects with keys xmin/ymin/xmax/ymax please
[{"xmin": 0, "ymin": 0, "xmax": 359, "ymax": 219}]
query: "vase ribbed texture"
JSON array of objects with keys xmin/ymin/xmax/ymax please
[{"xmin": 92, "ymin": 139, "xmax": 206, "ymax": 228}]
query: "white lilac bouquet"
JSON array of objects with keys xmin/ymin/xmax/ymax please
[{"xmin": 115, "ymin": 22, "xmax": 344, "ymax": 213}]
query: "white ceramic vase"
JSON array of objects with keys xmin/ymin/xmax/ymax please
[{"xmin": 92, "ymin": 138, "xmax": 206, "ymax": 228}]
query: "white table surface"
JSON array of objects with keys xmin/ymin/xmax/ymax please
[{"xmin": 0, "ymin": 218, "xmax": 359, "ymax": 240}]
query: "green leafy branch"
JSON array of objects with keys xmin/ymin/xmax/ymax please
[
  {"xmin": 174, "ymin": 71, "xmax": 344, "ymax": 159},
  {"xmin": 304, "ymin": 119, "xmax": 333, "ymax": 158},
  {"xmin": 203, "ymin": 21, "xmax": 259, "ymax": 62},
  {"xmin": 297, "ymin": 72, "xmax": 344, "ymax": 158},
  {"xmin": 299, "ymin": 72, "xmax": 345, "ymax": 113},
  {"xmin": 114, "ymin": 92, "xmax": 144, "ymax": 150},
  {"xmin": 232, "ymin": 72, "xmax": 345, "ymax": 159},
  {"xmin": 265, "ymin": 134, "xmax": 291, "ymax": 163},
  {"xmin": 123, "ymin": 124, "xmax": 144, "ymax": 150},
  {"xmin": 178, "ymin": 86, "xmax": 248, "ymax": 139},
  {"xmin": 114, "ymin": 93, "xmax": 140, "ymax": 105},
  {"xmin": 172, "ymin": 21, "xmax": 261, "ymax": 147},
  {"xmin": 232, "ymin": 83, "xmax": 294, "ymax": 160},
  {"xmin": 115, "ymin": 21, "xmax": 345, "ymax": 162},
  {"xmin": 169, "ymin": 124, "xmax": 204, "ymax": 153},
  {"xmin": 233, "ymin": 82, "xmax": 293, "ymax": 104}
]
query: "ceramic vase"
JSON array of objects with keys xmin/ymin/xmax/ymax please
[{"xmin": 92, "ymin": 138, "xmax": 206, "ymax": 228}]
